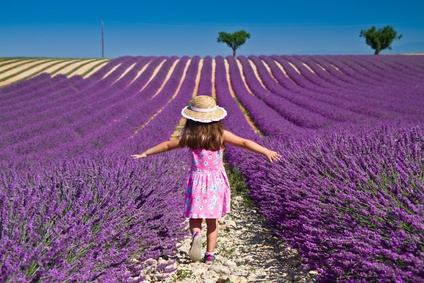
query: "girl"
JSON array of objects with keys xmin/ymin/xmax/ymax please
[{"xmin": 131, "ymin": 95, "xmax": 281, "ymax": 264}]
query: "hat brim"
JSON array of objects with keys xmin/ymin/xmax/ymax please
[{"xmin": 181, "ymin": 106, "xmax": 227, "ymax": 123}]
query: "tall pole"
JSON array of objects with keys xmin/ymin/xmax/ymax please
[{"xmin": 101, "ymin": 19, "xmax": 104, "ymax": 58}]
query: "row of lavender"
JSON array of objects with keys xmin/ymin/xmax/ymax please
[
  {"xmin": 220, "ymin": 55, "xmax": 424, "ymax": 282},
  {"xmin": 0, "ymin": 56, "xmax": 202, "ymax": 282}
]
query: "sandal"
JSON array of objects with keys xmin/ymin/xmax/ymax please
[
  {"xmin": 189, "ymin": 231, "xmax": 202, "ymax": 262},
  {"xmin": 204, "ymin": 253, "xmax": 216, "ymax": 264}
]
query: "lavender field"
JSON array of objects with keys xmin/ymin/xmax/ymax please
[{"xmin": 1, "ymin": 55, "xmax": 423, "ymax": 282}]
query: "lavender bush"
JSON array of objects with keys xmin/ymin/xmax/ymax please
[
  {"xmin": 225, "ymin": 123, "xmax": 424, "ymax": 282},
  {"xmin": 0, "ymin": 152, "xmax": 188, "ymax": 282}
]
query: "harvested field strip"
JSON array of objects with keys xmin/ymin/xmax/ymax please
[
  {"xmin": 66, "ymin": 59, "xmax": 110, "ymax": 77},
  {"xmin": 0, "ymin": 58, "xmax": 110, "ymax": 86},
  {"xmin": 0, "ymin": 59, "xmax": 33, "ymax": 70},
  {"xmin": 0, "ymin": 59, "xmax": 73, "ymax": 86},
  {"xmin": 0, "ymin": 59, "xmax": 54, "ymax": 79},
  {"xmin": 44, "ymin": 59, "xmax": 84, "ymax": 74}
]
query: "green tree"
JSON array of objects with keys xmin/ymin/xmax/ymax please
[
  {"xmin": 217, "ymin": 30, "xmax": 251, "ymax": 57},
  {"xmin": 359, "ymin": 25, "xmax": 402, "ymax": 55}
]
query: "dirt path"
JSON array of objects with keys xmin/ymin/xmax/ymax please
[{"xmin": 141, "ymin": 194, "xmax": 317, "ymax": 283}]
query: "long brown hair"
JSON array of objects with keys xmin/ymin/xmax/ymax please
[{"xmin": 179, "ymin": 119, "xmax": 224, "ymax": 150}]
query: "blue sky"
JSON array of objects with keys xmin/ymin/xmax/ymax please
[{"xmin": 1, "ymin": 0, "xmax": 423, "ymax": 58}]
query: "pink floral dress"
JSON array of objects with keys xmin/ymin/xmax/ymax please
[{"xmin": 183, "ymin": 148, "xmax": 231, "ymax": 219}]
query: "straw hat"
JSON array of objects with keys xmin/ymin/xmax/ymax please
[{"xmin": 181, "ymin": 95, "xmax": 227, "ymax": 123}]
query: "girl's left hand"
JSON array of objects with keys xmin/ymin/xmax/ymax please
[{"xmin": 131, "ymin": 153, "xmax": 147, "ymax": 159}]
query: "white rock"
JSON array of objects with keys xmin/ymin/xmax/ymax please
[
  {"xmin": 265, "ymin": 258, "xmax": 278, "ymax": 265},
  {"xmin": 226, "ymin": 220, "xmax": 237, "ymax": 228},
  {"xmin": 309, "ymin": 270, "xmax": 319, "ymax": 275},
  {"xmin": 224, "ymin": 260, "xmax": 237, "ymax": 268},
  {"xmin": 208, "ymin": 265, "xmax": 231, "ymax": 275}
]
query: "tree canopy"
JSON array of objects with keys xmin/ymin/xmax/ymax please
[
  {"xmin": 359, "ymin": 26, "xmax": 402, "ymax": 55},
  {"xmin": 217, "ymin": 30, "xmax": 251, "ymax": 57}
]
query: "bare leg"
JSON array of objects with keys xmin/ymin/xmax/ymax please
[
  {"xmin": 189, "ymin": 218, "xmax": 202, "ymax": 234},
  {"xmin": 205, "ymin": 218, "xmax": 218, "ymax": 253}
]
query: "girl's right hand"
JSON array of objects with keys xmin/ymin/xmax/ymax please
[{"xmin": 266, "ymin": 150, "xmax": 282, "ymax": 163}]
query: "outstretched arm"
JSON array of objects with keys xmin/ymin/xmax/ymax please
[
  {"xmin": 131, "ymin": 139, "xmax": 181, "ymax": 159},
  {"xmin": 223, "ymin": 130, "xmax": 281, "ymax": 163}
]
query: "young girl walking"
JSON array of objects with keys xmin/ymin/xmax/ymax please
[{"xmin": 131, "ymin": 95, "xmax": 281, "ymax": 264}]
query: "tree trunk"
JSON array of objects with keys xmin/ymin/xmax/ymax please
[{"xmin": 232, "ymin": 48, "xmax": 236, "ymax": 57}]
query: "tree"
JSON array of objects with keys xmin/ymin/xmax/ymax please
[
  {"xmin": 217, "ymin": 30, "xmax": 251, "ymax": 57},
  {"xmin": 359, "ymin": 25, "xmax": 402, "ymax": 55}
]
